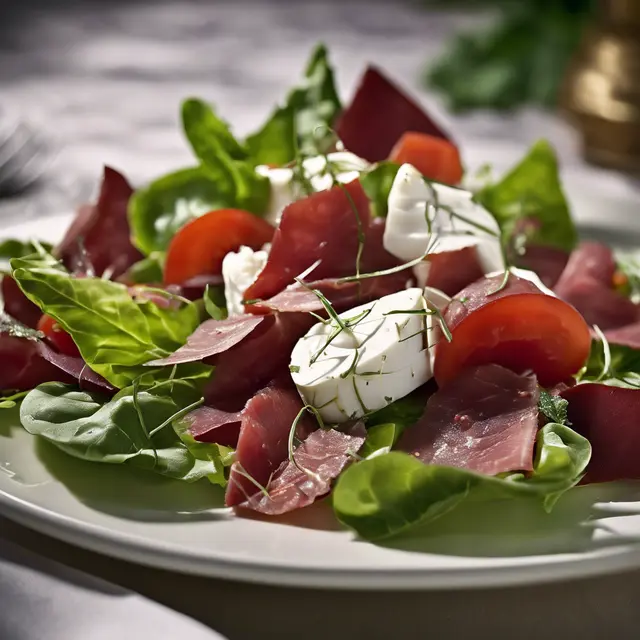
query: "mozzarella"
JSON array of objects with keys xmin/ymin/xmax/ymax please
[
  {"xmin": 221, "ymin": 244, "xmax": 270, "ymax": 316},
  {"xmin": 255, "ymin": 151, "xmax": 370, "ymax": 225},
  {"xmin": 383, "ymin": 163, "xmax": 505, "ymax": 283},
  {"xmin": 290, "ymin": 288, "xmax": 436, "ymax": 423}
]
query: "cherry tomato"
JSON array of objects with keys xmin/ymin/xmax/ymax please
[
  {"xmin": 37, "ymin": 314, "xmax": 81, "ymax": 358},
  {"xmin": 163, "ymin": 209, "xmax": 275, "ymax": 286},
  {"xmin": 389, "ymin": 131, "xmax": 463, "ymax": 185},
  {"xmin": 434, "ymin": 274, "xmax": 591, "ymax": 388}
]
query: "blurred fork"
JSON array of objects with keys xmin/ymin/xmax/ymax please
[{"xmin": 0, "ymin": 109, "xmax": 50, "ymax": 197}]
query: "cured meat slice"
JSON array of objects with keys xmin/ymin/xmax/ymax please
[
  {"xmin": 399, "ymin": 364, "xmax": 539, "ymax": 475},
  {"xmin": 56, "ymin": 167, "xmax": 142, "ymax": 278},
  {"xmin": 1, "ymin": 276, "xmax": 41, "ymax": 329},
  {"xmin": 239, "ymin": 422, "xmax": 366, "ymax": 515},
  {"xmin": 562, "ymin": 383, "xmax": 640, "ymax": 483},
  {"xmin": 336, "ymin": 66, "xmax": 451, "ymax": 162}
]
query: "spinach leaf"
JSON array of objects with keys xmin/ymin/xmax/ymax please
[
  {"xmin": 360, "ymin": 162, "xmax": 401, "ymax": 218},
  {"xmin": 359, "ymin": 423, "xmax": 403, "ymax": 459},
  {"xmin": 580, "ymin": 335, "xmax": 640, "ymax": 388},
  {"xmin": 20, "ymin": 381, "xmax": 226, "ymax": 485},
  {"xmin": 0, "ymin": 239, "xmax": 53, "ymax": 261},
  {"xmin": 122, "ymin": 252, "xmax": 165, "ymax": 284},
  {"xmin": 476, "ymin": 139, "xmax": 577, "ymax": 252},
  {"xmin": 333, "ymin": 423, "xmax": 590, "ymax": 540},
  {"xmin": 128, "ymin": 166, "xmax": 232, "ymax": 255},
  {"xmin": 365, "ymin": 389, "xmax": 428, "ymax": 430},
  {"xmin": 181, "ymin": 98, "xmax": 270, "ymax": 214},
  {"xmin": 245, "ymin": 44, "xmax": 341, "ymax": 165},
  {"xmin": 538, "ymin": 389, "xmax": 569, "ymax": 426},
  {"xmin": 11, "ymin": 252, "xmax": 200, "ymax": 389}
]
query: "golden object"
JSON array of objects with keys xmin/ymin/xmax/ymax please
[{"xmin": 561, "ymin": 0, "xmax": 640, "ymax": 172}]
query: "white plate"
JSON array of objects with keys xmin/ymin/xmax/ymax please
[{"xmin": 2, "ymin": 165, "xmax": 640, "ymax": 590}]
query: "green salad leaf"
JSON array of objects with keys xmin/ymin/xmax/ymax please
[
  {"xmin": 203, "ymin": 284, "xmax": 227, "ymax": 320},
  {"xmin": 360, "ymin": 162, "xmax": 401, "ymax": 218},
  {"xmin": 0, "ymin": 239, "xmax": 54, "ymax": 261},
  {"xmin": 181, "ymin": 98, "xmax": 270, "ymax": 214},
  {"xmin": 128, "ymin": 166, "xmax": 232, "ymax": 255},
  {"xmin": 476, "ymin": 139, "xmax": 577, "ymax": 252},
  {"xmin": 21, "ymin": 380, "xmax": 227, "ymax": 485},
  {"xmin": 333, "ymin": 423, "xmax": 590, "ymax": 540},
  {"xmin": 580, "ymin": 334, "xmax": 640, "ymax": 388},
  {"xmin": 122, "ymin": 252, "xmax": 165, "ymax": 284},
  {"xmin": 246, "ymin": 43, "xmax": 342, "ymax": 165},
  {"xmin": 11, "ymin": 252, "xmax": 200, "ymax": 388},
  {"xmin": 538, "ymin": 389, "xmax": 569, "ymax": 426}
]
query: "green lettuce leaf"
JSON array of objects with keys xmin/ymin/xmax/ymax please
[
  {"xmin": 11, "ymin": 252, "xmax": 201, "ymax": 388},
  {"xmin": 476, "ymin": 139, "xmax": 577, "ymax": 252},
  {"xmin": 128, "ymin": 166, "xmax": 233, "ymax": 255},
  {"xmin": 360, "ymin": 162, "xmax": 401, "ymax": 218},
  {"xmin": 333, "ymin": 423, "xmax": 590, "ymax": 540},
  {"xmin": 181, "ymin": 98, "xmax": 270, "ymax": 214},
  {"xmin": 245, "ymin": 43, "xmax": 341, "ymax": 165},
  {"xmin": 122, "ymin": 252, "xmax": 165, "ymax": 284},
  {"xmin": 580, "ymin": 335, "xmax": 640, "ymax": 388},
  {"xmin": 0, "ymin": 239, "xmax": 54, "ymax": 261},
  {"xmin": 20, "ymin": 380, "xmax": 226, "ymax": 485},
  {"xmin": 614, "ymin": 250, "xmax": 640, "ymax": 303}
]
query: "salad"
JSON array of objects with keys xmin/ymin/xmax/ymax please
[{"xmin": 2, "ymin": 44, "xmax": 639, "ymax": 542}]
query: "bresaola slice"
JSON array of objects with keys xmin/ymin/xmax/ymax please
[
  {"xmin": 434, "ymin": 273, "xmax": 591, "ymax": 387},
  {"xmin": 238, "ymin": 422, "xmax": 367, "ymax": 515},
  {"xmin": 252, "ymin": 272, "xmax": 409, "ymax": 314},
  {"xmin": 562, "ymin": 383, "xmax": 640, "ymax": 483},
  {"xmin": 605, "ymin": 322, "xmax": 640, "ymax": 350},
  {"xmin": 1, "ymin": 276, "xmax": 42, "ymax": 329},
  {"xmin": 413, "ymin": 246, "xmax": 485, "ymax": 297},
  {"xmin": 181, "ymin": 405, "xmax": 244, "ymax": 447},
  {"xmin": 146, "ymin": 315, "xmax": 264, "ymax": 366},
  {"xmin": 225, "ymin": 378, "xmax": 317, "ymax": 507},
  {"xmin": 205, "ymin": 312, "xmax": 314, "ymax": 405},
  {"xmin": 554, "ymin": 242, "xmax": 637, "ymax": 330},
  {"xmin": 243, "ymin": 180, "xmax": 399, "ymax": 306},
  {"xmin": 515, "ymin": 245, "xmax": 570, "ymax": 289},
  {"xmin": 399, "ymin": 364, "xmax": 539, "ymax": 475},
  {"xmin": 336, "ymin": 66, "xmax": 451, "ymax": 163},
  {"xmin": 56, "ymin": 167, "xmax": 143, "ymax": 278}
]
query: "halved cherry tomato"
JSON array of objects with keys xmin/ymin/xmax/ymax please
[
  {"xmin": 389, "ymin": 131, "xmax": 463, "ymax": 185},
  {"xmin": 434, "ymin": 274, "xmax": 591, "ymax": 388},
  {"xmin": 37, "ymin": 314, "xmax": 81, "ymax": 358},
  {"xmin": 163, "ymin": 209, "xmax": 275, "ymax": 286}
]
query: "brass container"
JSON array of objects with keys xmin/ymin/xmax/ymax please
[{"xmin": 561, "ymin": 0, "xmax": 640, "ymax": 173}]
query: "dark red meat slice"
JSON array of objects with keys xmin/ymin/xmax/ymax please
[
  {"xmin": 182, "ymin": 405, "xmax": 244, "ymax": 447},
  {"xmin": 515, "ymin": 245, "xmax": 570, "ymax": 289},
  {"xmin": 336, "ymin": 66, "xmax": 451, "ymax": 163},
  {"xmin": 399, "ymin": 364, "xmax": 539, "ymax": 475},
  {"xmin": 56, "ymin": 167, "xmax": 143, "ymax": 278},
  {"xmin": 225, "ymin": 379, "xmax": 317, "ymax": 507},
  {"xmin": 554, "ymin": 242, "xmax": 636, "ymax": 330},
  {"xmin": 413, "ymin": 246, "xmax": 485, "ymax": 297},
  {"xmin": 252, "ymin": 272, "xmax": 409, "ymax": 314},
  {"xmin": 243, "ymin": 180, "xmax": 399, "ymax": 305},
  {"xmin": 36, "ymin": 342, "xmax": 116, "ymax": 395},
  {"xmin": 562, "ymin": 383, "xmax": 640, "ymax": 483},
  {"xmin": 205, "ymin": 312, "xmax": 314, "ymax": 405},
  {"xmin": 146, "ymin": 315, "xmax": 265, "ymax": 366},
  {"xmin": 605, "ymin": 322, "xmax": 640, "ymax": 350},
  {"xmin": 238, "ymin": 422, "xmax": 366, "ymax": 515},
  {"xmin": 0, "ymin": 334, "xmax": 74, "ymax": 391},
  {"xmin": 1, "ymin": 276, "xmax": 41, "ymax": 329}
]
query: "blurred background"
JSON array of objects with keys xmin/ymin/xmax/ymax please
[{"xmin": 0, "ymin": 0, "xmax": 638, "ymax": 223}]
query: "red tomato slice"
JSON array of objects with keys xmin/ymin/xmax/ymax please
[
  {"xmin": 37, "ymin": 314, "xmax": 81, "ymax": 358},
  {"xmin": 163, "ymin": 209, "xmax": 275, "ymax": 286},
  {"xmin": 389, "ymin": 132, "xmax": 463, "ymax": 185},
  {"xmin": 434, "ymin": 274, "xmax": 591, "ymax": 388}
]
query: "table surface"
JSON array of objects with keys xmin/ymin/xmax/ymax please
[{"xmin": 2, "ymin": 1, "xmax": 640, "ymax": 638}]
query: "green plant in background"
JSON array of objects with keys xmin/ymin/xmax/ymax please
[{"xmin": 423, "ymin": 0, "xmax": 595, "ymax": 112}]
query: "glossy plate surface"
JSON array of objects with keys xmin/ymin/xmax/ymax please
[{"xmin": 2, "ymin": 150, "xmax": 640, "ymax": 589}]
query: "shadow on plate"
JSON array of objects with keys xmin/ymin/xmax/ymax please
[{"xmin": 35, "ymin": 439, "xmax": 229, "ymax": 523}]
